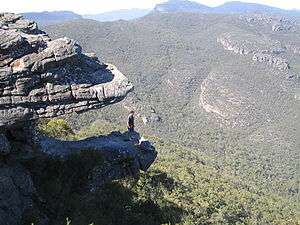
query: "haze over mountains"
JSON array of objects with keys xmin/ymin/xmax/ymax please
[
  {"xmin": 84, "ymin": 9, "xmax": 151, "ymax": 22},
  {"xmin": 22, "ymin": 11, "xmax": 82, "ymax": 26},
  {"xmin": 154, "ymin": 0, "xmax": 299, "ymax": 14},
  {"xmin": 21, "ymin": 0, "xmax": 300, "ymax": 25}
]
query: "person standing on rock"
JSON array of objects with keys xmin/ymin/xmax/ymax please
[{"xmin": 128, "ymin": 111, "xmax": 135, "ymax": 132}]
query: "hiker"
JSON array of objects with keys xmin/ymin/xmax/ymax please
[{"xmin": 127, "ymin": 110, "xmax": 135, "ymax": 132}]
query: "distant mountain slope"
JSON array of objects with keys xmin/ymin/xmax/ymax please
[
  {"xmin": 21, "ymin": 1, "xmax": 300, "ymax": 25},
  {"xmin": 153, "ymin": 0, "xmax": 300, "ymax": 15},
  {"xmin": 154, "ymin": 0, "xmax": 211, "ymax": 13},
  {"xmin": 213, "ymin": 1, "xmax": 288, "ymax": 13},
  {"xmin": 84, "ymin": 9, "xmax": 151, "ymax": 22},
  {"xmin": 22, "ymin": 11, "xmax": 82, "ymax": 26}
]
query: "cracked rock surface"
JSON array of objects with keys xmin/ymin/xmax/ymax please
[{"xmin": 0, "ymin": 13, "xmax": 133, "ymax": 127}]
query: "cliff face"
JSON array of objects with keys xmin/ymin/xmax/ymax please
[
  {"xmin": 0, "ymin": 13, "xmax": 133, "ymax": 127},
  {"xmin": 0, "ymin": 13, "xmax": 157, "ymax": 225},
  {"xmin": 217, "ymin": 32, "xmax": 290, "ymax": 71}
]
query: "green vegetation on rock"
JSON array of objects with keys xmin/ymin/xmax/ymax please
[
  {"xmin": 37, "ymin": 118, "xmax": 75, "ymax": 140},
  {"xmin": 31, "ymin": 118, "xmax": 299, "ymax": 225}
]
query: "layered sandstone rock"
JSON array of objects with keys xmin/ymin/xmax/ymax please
[{"xmin": 0, "ymin": 13, "xmax": 133, "ymax": 127}]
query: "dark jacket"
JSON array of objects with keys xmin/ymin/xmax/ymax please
[{"xmin": 128, "ymin": 114, "xmax": 134, "ymax": 128}]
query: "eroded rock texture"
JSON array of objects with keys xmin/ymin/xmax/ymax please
[
  {"xmin": 217, "ymin": 32, "xmax": 289, "ymax": 71},
  {"xmin": 0, "ymin": 13, "xmax": 133, "ymax": 127},
  {"xmin": 239, "ymin": 14, "xmax": 296, "ymax": 32}
]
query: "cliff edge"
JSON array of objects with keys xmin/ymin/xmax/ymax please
[{"xmin": 0, "ymin": 13, "xmax": 157, "ymax": 225}]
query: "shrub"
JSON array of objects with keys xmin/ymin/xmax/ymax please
[{"xmin": 37, "ymin": 118, "xmax": 75, "ymax": 140}]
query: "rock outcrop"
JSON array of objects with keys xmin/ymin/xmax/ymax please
[
  {"xmin": 0, "ymin": 13, "xmax": 157, "ymax": 225},
  {"xmin": 199, "ymin": 72, "xmax": 258, "ymax": 128},
  {"xmin": 217, "ymin": 33, "xmax": 289, "ymax": 71},
  {"xmin": 239, "ymin": 14, "xmax": 296, "ymax": 32},
  {"xmin": 38, "ymin": 131, "xmax": 157, "ymax": 189},
  {"xmin": 217, "ymin": 34, "xmax": 254, "ymax": 55},
  {"xmin": 219, "ymin": 15, "xmax": 298, "ymax": 70},
  {"xmin": 252, "ymin": 53, "xmax": 289, "ymax": 70},
  {"xmin": 285, "ymin": 44, "xmax": 300, "ymax": 55},
  {"xmin": 0, "ymin": 13, "xmax": 133, "ymax": 127}
]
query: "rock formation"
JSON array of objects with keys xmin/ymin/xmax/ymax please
[
  {"xmin": 239, "ymin": 14, "xmax": 296, "ymax": 32},
  {"xmin": 232, "ymin": 14, "xmax": 297, "ymax": 70},
  {"xmin": 0, "ymin": 13, "xmax": 133, "ymax": 127},
  {"xmin": 38, "ymin": 131, "xmax": 157, "ymax": 189},
  {"xmin": 217, "ymin": 34, "xmax": 254, "ymax": 55},
  {"xmin": 0, "ymin": 13, "xmax": 157, "ymax": 225},
  {"xmin": 199, "ymin": 72, "xmax": 258, "ymax": 128},
  {"xmin": 252, "ymin": 53, "xmax": 289, "ymax": 70},
  {"xmin": 285, "ymin": 44, "xmax": 300, "ymax": 55},
  {"xmin": 218, "ymin": 33, "xmax": 290, "ymax": 71}
]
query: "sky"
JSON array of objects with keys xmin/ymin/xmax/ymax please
[{"xmin": 1, "ymin": 0, "xmax": 300, "ymax": 14}]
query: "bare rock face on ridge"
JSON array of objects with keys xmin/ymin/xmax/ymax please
[
  {"xmin": 217, "ymin": 32, "xmax": 290, "ymax": 71},
  {"xmin": 0, "ymin": 13, "xmax": 133, "ymax": 127}
]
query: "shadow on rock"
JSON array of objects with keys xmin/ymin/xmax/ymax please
[
  {"xmin": 21, "ymin": 146, "xmax": 183, "ymax": 225},
  {"xmin": 36, "ymin": 130, "xmax": 157, "ymax": 187}
]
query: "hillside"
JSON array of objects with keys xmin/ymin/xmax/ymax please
[
  {"xmin": 44, "ymin": 12, "xmax": 300, "ymax": 202},
  {"xmin": 213, "ymin": 1, "xmax": 289, "ymax": 13},
  {"xmin": 83, "ymin": 9, "xmax": 151, "ymax": 22},
  {"xmin": 154, "ymin": 0, "xmax": 210, "ymax": 13},
  {"xmin": 153, "ymin": 0, "xmax": 300, "ymax": 15},
  {"xmin": 20, "ymin": 1, "xmax": 300, "ymax": 25},
  {"xmin": 29, "ymin": 118, "xmax": 299, "ymax": 225},
  {"xmin": 22, "ymin": 11, "xmax": 82, "ymax": 25}
]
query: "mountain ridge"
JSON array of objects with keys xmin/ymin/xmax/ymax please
[
  {"xmin": 22, "ymin": 10, "xmax": 82, "ymax": 25},
  {"xmin": 153, "ymin": 0, "xmax": 299, "ymax": 14},
  {"xmin": 83, "ymin": 8, "xmax": 151, "ymax": 22},
  {"xmin": 19, "ymin": 1, "xmax": 300, "ymax": 24}
]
